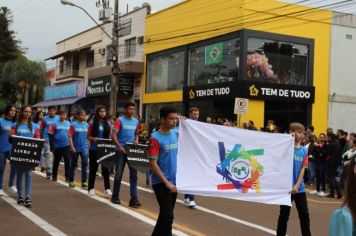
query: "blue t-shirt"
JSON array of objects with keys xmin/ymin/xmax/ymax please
[
  {"xmin": 89, "ymin": 121, "xmax": 109, "ymax": 150},
  {"xmin": 148, "ymin": 131, "xmax": 178, "ymax": 185},
  {"xmin": 329, "ymin": 207, "xmax": 355, "ymax": 236},
  {"xmin": 113, "ymin": 116, "xmax": 139, "ymax": 147},
  {"xmin": 293, "ymin": 146, "xmax": 308, "ymax": 193},
  {"xmin": 49, "ymin": 120, "xmax": 70, "ymax": 149},
  {"xmin": 13, "ymin": 123, "xmax": 39, "ymax": 138},
  {"xmin": 0, "ymin": 118, "xmax": 14, "ymax": 152},
  {"xmin": 69, "ymin": 121, "xmax": 89, "ymax": 153},
  {"xmin": 43, "ymin": 115, "xmax": 59, "ymax": 140}
]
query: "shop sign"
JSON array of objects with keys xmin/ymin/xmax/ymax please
[
  {"xmin": 242, "ymin": 81, "xmax": 315, "ymax": 103},
  {"xmin": 87, "ymin": 76, "xmax": 112, "ymax": 97},
  {"xmin": 183, "ymin": 82, "xmax": 236, "ymax": 102},
  {"xmin": 234, "ymin": 98, "xmax": 248, "ymax": 115},
  {"xmin": 118, "ymin": 19, "xmax": 132, "ymax": 37},
  {"xmin": 119, "ymin": 76, "xmax": 133, "ymax": 95},
  {"xmin": 45, "ymin": 82, "xmax": 79, "ymax": 101}
]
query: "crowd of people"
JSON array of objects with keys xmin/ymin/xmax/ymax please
[{"xmin": 0, "ymin": 103, "xmax": 355, "ymax": 236}]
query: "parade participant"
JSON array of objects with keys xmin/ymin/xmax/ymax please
[
  {"xmin": 0, "ymin": 105, "xmax": 17, "ymax": 195},
  {"xmin": 277, "ymin": 122, "xmax": 311, "ymax": 236},
  {"xmin": 68, "ymin": 109, "xmax": 89, "ymax": 189},
  {"xmin": 41, "ymin": 106, "xmax": 59, "ymax": 179},
  {"xmin": 87, "ymin": 106, "xmax": 112, "ymax": 196},
  {"xmin": 148, "ymin": 106, "xmax": 178, "ymax": 236},
  {"xmin": 329, "ymin": 155, "xmax": 356, "ymax": 235},
  {"xmin": 48, "ymin": 110, "xmax": 71, "ymax": 182},
  {"xmin": 11, "ymin": 106, "xmax": 41, "ymax": 207},
  {"xmin": 33, "ymin": 111, "xmax": 45, "ymax": 172},
  {"xmin": 184, "ymin": 107, "xmax": 199, "ymax": 208},
  {"xmin": 111, "ymin": 102, "xmax": 141, "ymax": 208}
]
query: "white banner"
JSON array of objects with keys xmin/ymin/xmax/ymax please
[{"xmin": 177, "ymin": 119, "xmax": 294, "ymax": 206}]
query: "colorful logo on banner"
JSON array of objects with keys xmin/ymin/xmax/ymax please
[
  {"xmin": 216, "ymin": 142, "xmax": 264, "ymax": 193},
  {"xmin": 205, "ymin": 42, "xmax": 223, "ymax": 65}
]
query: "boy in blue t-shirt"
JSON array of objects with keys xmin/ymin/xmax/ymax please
[
  {"xmin": 277, "ymin": 122, "xmax": 311, "ymax": 236},
  {"xmin": 148, "ymin": 106, "xmax": 179, "ymax": 236}
]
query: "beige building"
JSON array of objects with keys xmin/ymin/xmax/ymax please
[{"xmin": 44, "ymin": 4, "xmax": 150, "ymax": 115}]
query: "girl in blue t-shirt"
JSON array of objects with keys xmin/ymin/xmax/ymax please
[
  {"xmin": 329, "ymin": 156, "xmax": 356, "ymax": 236},
  {"xmin": 33, "ymin": 111, "xmax": 45, "ymax": 171},
  {"xmin": 68, "ymin": 109, "xmax": 89, "ymax": 189},
  {"xmin": 0, "ymin": 105, "xmax": 17, "ymax": 196},
  {"xmin": 87, "ymin": 106, "xmax": 112, "ymax": 196},
  {"xmin": 11, "ymin": 106, "xmax": 41, "ymax": 207}
]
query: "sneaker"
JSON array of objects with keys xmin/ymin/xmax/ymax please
[
  {"xmin": 17, "ymin": 198, "xmax": 24, "ymax": 205},
  {"xmin": 40, "ymin": 167, "xmax": 46, "ymax": 173},
  {"xmin": 9, "ymin": 186, "xmax": 17, "ymax": 193},
  {"xmin": 318, "ymin": 191, "xmax": 325, "ymax": 197},
  {"xmin": 184, "ymin": 198, "xmax": 190, "ymax": 205},
  {"xmin": 0, "ymin": 189, "xmax": 4, "ymax": 196},
  {"xmin": 337, "ymin": 194, "xmax": 343, "ymax": 199},
  {"xmin": 81, "ymin": 183, "xmax": 88, "ymax": 190},
  {"xmin": 96, "ymin": 172, "xmax": 100, "ymax": 176},
  {"xmin": 105, "ymin": 189, "xmax": 112, "ymax": 196},
  {"xmin": 52, "ymin": 177, "xmax": 57, "ymax": 182},
  {"xmin": 129, "ymin": 199, "xmax": 142, "ymax": 208},
  {"xmin": 309, "ymin": 190, "xmax": 318, "ymax": 195},
  {"xmin": 24, "ymin": 198, "xmax": 32, "ymax": 208},
  {"xmin": 68, "ymin": 182, "xmax": 75, "ymax": 188},
  {"xmin": 189, "ymin": 200, "xmax": 196, "ymax": 208},
  {"xmin": 88, "ymin": 189, "xmax": 96, "ymax": 196},
  {"xmin": 111, "ymin": 198, "xmax": 121, "ymax": 205},
  {"xmin": 46, "ymin": 172, "xmax": 52, "ymax": 179}
]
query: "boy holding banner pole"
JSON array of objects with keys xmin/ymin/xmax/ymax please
[
  {"xmin": 276, "ymin": 122, "xmax": 311, "ymax": 236},
  {"xmin": 10, "ymin": 106, "xmax": 41, "ymax": 207},
  {"xmin": 148, "ymin": 106, "xmax": 179, "ymax": 236},
  {"xmin": 0, "ymin": 105, "xmax": 17, "ymax": 196}
]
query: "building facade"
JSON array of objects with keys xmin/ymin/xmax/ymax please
[{"xmin": 143, "ymin": 0, "xmax": 332, "ymax": 134}]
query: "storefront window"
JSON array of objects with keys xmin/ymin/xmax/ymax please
[
  {"xmin": 145, "ymin": 102, "xmax": 184, "ymax": 129},
  {"xmin": 246, "ymin": 37, "xmax": 308, "ymax": 85},
  {"xmin": 146, "ymin": 51, "xmax": 185, "ymax": 93},
  {"xmin": 188, "ymin": 38, "xmax": 240, "ymax": 86}
]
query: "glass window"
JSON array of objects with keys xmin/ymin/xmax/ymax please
[
  {"xmin": 125, "ymin": 37, "xmax": 136, "ymax": 58},
  {"xmin": 106, "ymin": 45, "xmax": 113, "ymax": 66},
  {"xmin": 246, "ymin": 37, "xmax": 308, "ymax": 85},
  {"xmin": 188, "ymin": 38, "xmax": 240, "ymax": 86},
  {"xmin": 86, "ymin": 51, "xmax": 94, "ymax": 68},
  {"xmin": 146, "ymin": 51, "xmax": 185, "ymax": 93}
]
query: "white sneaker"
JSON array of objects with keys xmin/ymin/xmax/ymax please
[
  {"xmin": 318, "ymin": 191, "xmax": 325, "ymax": 197},
  {"xmin": 88, "ymin": 189, "xmax": 96, "ymax": 196},
  {"xmin": 189, "ymin": 200, "xmax": 196, "ymax": 208},
  {"xmin": 9, "ymin": 186, "xmax": 17, "ymax": 193},
  {"xmin": 184, "ymin": 198, "xmax": 190, "ymax": 205},
  {"xmin": 0, "ymin": 189, "xmax": 4, "ymax": 196},
  {"xmin": 105, "ymin": 189, "xmax": 112, "ymax": 196},
  {"xmin": 309, "ymin": 190, "xmax": 318, "ymax": 195}
]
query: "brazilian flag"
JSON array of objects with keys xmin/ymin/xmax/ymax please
[{"xmin": 205, "ymin": 42, "xmax": 223, "ymax": 65}]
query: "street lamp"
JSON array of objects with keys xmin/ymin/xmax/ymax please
[{"xmin": 60, "ymin": 0, "xmax": 120, "ymax": 116}]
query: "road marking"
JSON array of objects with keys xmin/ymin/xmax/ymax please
[
  {"xmin": 33, "ymin": 171, "xmax": 189, "ymax": 236},
  {"xmin": 1, "ymin": 192, "xmax": 67, "ymax": 236}
]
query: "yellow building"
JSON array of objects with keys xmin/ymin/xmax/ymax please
[{"xmin": 143, "ymin": 0, "xmax": 332, "ymax": 133}]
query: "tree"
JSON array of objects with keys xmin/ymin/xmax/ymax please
[{"xmin": 1, "ymin": 55, "xmax": 47, "ymax": 107}]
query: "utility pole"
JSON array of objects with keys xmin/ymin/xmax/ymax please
[{"xmin": 110, "ymin": 0, "xmax": 119, "ymax": 117}]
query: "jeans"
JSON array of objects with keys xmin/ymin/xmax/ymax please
[
  {"xmin": 16, "ymin": 169, "xmax": 32, "ymax": 199},
  {"xmin": 43, "ymin": 141, "xmax": 53, "ymax": 174},
  {"xmin": 112, "ymin": 153, "xmax": 137, "ymax": 201},
  {"xmin": 308, "ymin": 160, "xmax": 316, "ymax": 185},
  {"xmin": 88, "ymin": 150, "xmax": 110, "ymax": 191},
  {"xmin": 327, "ymin": 165, "xmax": 342, "ymax": 197},
  {"xmin": 277, "ymin": 192, "xmax": 311, "ymax": 236},
  {"xmin": 184, "ymin": 194, "xmax": 195, "ymax": 201},
  {"xmin": 69, "ymin": 151, "xmax": 89, "ymax": 183},
  {"xmin": 152, "ymin": 183, "xmax": 177, "ymax": 236},
  {"xmin": 316, "ymin": 160, "xmax": 326, "ymax": 192},
  {"xmin": 0, "ymin": 152, "xmax": 16, "ymax": 189},
  {"xmin": 53, "ymin": 146, "xmax": 70, "ymax": 181}
]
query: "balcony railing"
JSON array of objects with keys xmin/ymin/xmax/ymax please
[{"xmin": 57, "ymin": 70, "xmax": 83, "ymax": 80}]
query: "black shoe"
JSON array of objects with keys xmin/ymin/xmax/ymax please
[
  {"xmin": 326, "ymin": 194, "xmax": 335, "ymax": 198},
  {"xmin": 17, "ymin": 198, "xmax": 24, "ymax": 205},
  {"xmin": 52, "ymin": 177, "xmax": 57, "ymax": 182},
  {"xmin": 24, "ymin": 198, "xmax": 32, "ymax": 208},
  {"xmin": 146, "ymin": 179, "xmax": 150, "ymax": 186},
  {"xmin": 46, "ymin": 172, "xmax": 52, "ymax": 179},
  {"xmin": 40, "ymin": 167, "xmax": 46, "ymax": 173},
  {"xmin": 111, "ymin": 198, "xmax": 121, "ymax": 205},
  {"xmin": 129, "ymin": 199, "xmax": 142, "ymax": 208},
  {"xmin": 337, "ymin": 194, "xmax": 343, "ymax": 199}
]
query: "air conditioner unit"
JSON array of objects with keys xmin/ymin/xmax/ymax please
[
  {"xmin": 99, "ymin": 8, "xmax": 112, "ymax": 23},
  {"xmin": 137, "ymin": 36, "xmax": 144, "ymax": 44}
]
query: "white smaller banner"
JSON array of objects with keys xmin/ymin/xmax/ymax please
[{"xmin": 177, "ymin": 119, "xmax": 294, "ymax": 206}]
